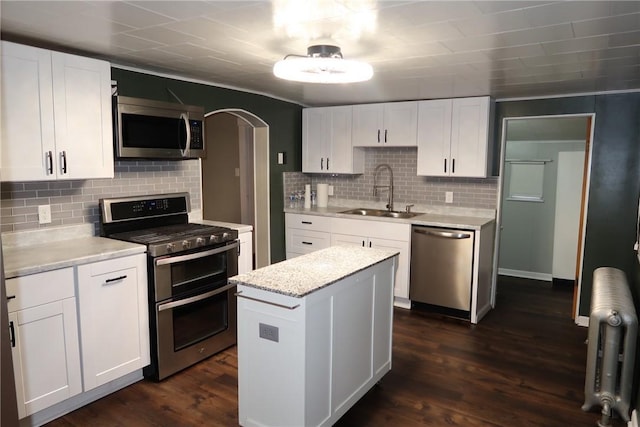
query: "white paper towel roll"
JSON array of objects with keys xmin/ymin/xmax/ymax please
[
  {"xmin": 317, "ymin": 184, "xmax": 328, "ymax": 208},
  {"xmin": 304, "ymin": 184, "xmax": 311, "ymax": 208}
]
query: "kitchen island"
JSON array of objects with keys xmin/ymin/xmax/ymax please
[{"xmin": 230, "ymin": 246, "xmax": 398, "ymax": 427}]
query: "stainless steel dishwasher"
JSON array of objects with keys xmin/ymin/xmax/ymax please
[{"xmin": 409, "ymin": 226, "xmax": 474, "ymax": 313}]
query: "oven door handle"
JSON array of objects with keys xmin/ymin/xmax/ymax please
[
  {"xmin": 155, "ymin": 241, "xmax": 239, "ymax": 266},
  {"xmin": 158, "ymin": 283, "xmax": 236, "ymax": 312}
]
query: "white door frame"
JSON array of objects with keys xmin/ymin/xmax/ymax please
[
  {"xmin": 491, "ymin": 113, "xmax": 596, "ymax": 326},
  {"xmin": 202, "ymin": 108, "xmax": 271, "ymax": 268}
]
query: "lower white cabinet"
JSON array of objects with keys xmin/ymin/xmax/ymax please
[
  {"xmin": 238, "ymin": 230, "xmax": 254, "ymax": 274},
  {"xmin": 6, "ymin": 268, "xmax": 82, "ymax": 419},
  {"xmin": 285, "ymin": 213, "xmax": 332, "ymax": 258},
  {"xmin": 76, "ymin": 253, "xmax": 150, "ymax": 391}
]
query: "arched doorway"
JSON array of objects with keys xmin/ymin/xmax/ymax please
[{"xmin": 201, "ymin": 109, "xmax": 270, "ymax": 268}]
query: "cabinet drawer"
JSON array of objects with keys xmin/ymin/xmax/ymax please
[
  {"xmin": 6, "ymin": 267, "xmax": 74, "ymax": 312},
  {"xmin": 286, "ymin": 213, "xmax": 332, "ymax": 232},
  {"xmin": 287, "ymin": 229, "xmax": 330, "ymax": 254}
]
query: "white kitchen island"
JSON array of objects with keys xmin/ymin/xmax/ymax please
[{"xmin": 229, "ymin": 246, "xmax": 398, "ymax": 427}]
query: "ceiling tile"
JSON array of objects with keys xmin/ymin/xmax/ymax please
[
  {"xmin": 541, "ymin": 35, "xmax": 610, "ymax": 55},
  {"xmin": 123, "ymin": 27, "xmax": 203, "ymax": 45},
  {"xmin": 451, "ymin": 9, "xmax": 530, "ymax": 37},
  {"xmin": 83, "ymin": 2, "xmax": 176, "ymax": 29},
  {"xmin": 523, "ymin": 1, "xmax": 613, "ymax": 27},
  {"xmin": 572, "ymin": 13, "xmax": 640, "ymax": 38}
]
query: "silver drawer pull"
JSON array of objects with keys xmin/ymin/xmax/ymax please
[{"xmin": 235, "ymin": 291, "xmax": 300, "ymax": 310}]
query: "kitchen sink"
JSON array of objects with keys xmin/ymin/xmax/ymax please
[{"xmin": 339, "ymin": 208, "xmax": 421, "ymax": 219}]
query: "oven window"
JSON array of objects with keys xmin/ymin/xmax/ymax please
[
  {"xmin": 172, "ymin": 291, "xmax": 228, "ymax": 351},
  {"xmin": 171, "ymin": 251, "xmax": 227, "ymax": 296}
]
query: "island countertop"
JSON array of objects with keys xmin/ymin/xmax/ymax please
[{"xmin": 229, "ymin": 245, "xmax": 399, "ymax": 298}]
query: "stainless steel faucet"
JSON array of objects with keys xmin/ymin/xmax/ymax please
[{"xmin": 373, "ymin": 163, "xmax": 394, "ymax": 212}]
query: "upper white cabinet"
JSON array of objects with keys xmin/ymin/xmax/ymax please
[
  {"xmin": 302, "ymin": 106, "xmax": 364, "ymax": 174},
  {"xmin": 352, "ymin": 101, "xmax": 418, "ymax": 147},
  {"xmin": 76, "ymin": 254, "xmax": 149, "ymax": 391},
  {"xmin": 6, "ymin": 268, "xmax": 82, "ymax": 419},
  {"xmin": 1, "ymin": 41, "xmax": 114, "ymax": 181},
  {"xmin": 417, "ymin": 96, "xmax": 493, "ymax": 178}
]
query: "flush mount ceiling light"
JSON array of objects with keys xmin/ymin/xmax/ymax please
[{"xmin": 273, "ymin": 45, "xmax": 373, "ymax": 84}]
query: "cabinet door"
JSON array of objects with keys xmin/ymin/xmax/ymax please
[
  {"xmin": 352, "ymin": 104, "xmax": 383, "ymax": 147},
  {"xmin": 369, "ymin": 237, "xmax": 410, "ymax": 299},
  {"xmin": 76, "ymin": 254, "xmax": 149, "ymax": 391},
  {"xmin": 417, "ymin": 99, "xmax": 452, "ymax": 176},
  {"xmin": 302, "ymin": 108, "xmax": 330, "ymax": 173},
  {"xmin": 238, "ymin": 231, "xmax": 254, "ymax": 274},
  {"xmin": 0, "ymin": 41, "xmax": 56, "ymax": 181},
  {"xmin": 51, "ymin": 51, "xmax": 114, "ymax": 179},
  {"xmin": 450, "ymin": 97, "xmax": 490, "ymax": 178},
  {"xmin": 382, "ymin": 101, "xmax": 418, "ymax": 147},
  {"xmin": 327, "ymin": 106, "xmax": 361, "ymax": 173},
  {"xmin": 331, "ymin": 233, "xmax": 367, "ymax": 248},
  {"xmin": 10, "ymin": 299, "xmax": 81, "ymax": 419}
]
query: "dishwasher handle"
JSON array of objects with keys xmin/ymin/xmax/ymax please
[{"xmin": 413, "ymin": 228, "xmax": 471, "ymax": 239}]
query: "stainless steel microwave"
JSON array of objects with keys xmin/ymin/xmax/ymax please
[{"xmin": 114, "ymin": 96, "xmax": 205, "ymax": 159}]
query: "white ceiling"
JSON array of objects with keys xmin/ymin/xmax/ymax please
[{"xmin": 2, "ymin": 1, "xmax": 640, "ymax": 107}]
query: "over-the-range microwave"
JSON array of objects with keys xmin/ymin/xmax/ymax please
[{"xmin": 114, "ymin": 96, "xmax": 205, "ymax": 160}]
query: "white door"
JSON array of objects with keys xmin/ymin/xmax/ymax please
[
  {"xmin": 417, "ymin": 99, "xmax": 452, "ymax": 176},
  {"xmin": 552, "ymin": 152, "xmax": 585, "ymax": 280},
  {"xmin": 303, "ymin": 108, "xmax": 329, "ymax": 172},
  {"xmin": 1, "ymin": 41, "xmax": 56, "ymax": 181},
  {"xmin": 383, "ymin": 102, "xmax": 418, "ymax": 147},
  {"xmin": 450, "ymin": 97, "xmax": 489, "ymax": 177},
  {"xmin": 370, "ymin": 237, "xmax": 410, "ymax": 298},
  {"xmin": 327, "ymin": 106, "xmax": 353, "ymax": 173},
  {"xmin": 352, "ymin": 104, "xmax": 383, "ymax": 147}
]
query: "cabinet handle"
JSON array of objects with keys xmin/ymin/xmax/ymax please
[
  {"xmin": 321, "ymin": 158, "xmax": 324, "ymax": 170},
  {"xmin": 105, "ymin": 275, "xmax": 127, "ymax": 284},
  {"xmin": 369, "ymin": 241, "xmax": 372, "ymax": 248},
  {"xmin": 235, "ymin": 291, "xmax": 300, "ymax": 310},
  {"xmin": 362, "ymin": 240, "xmax": 365, "ymax": 247},
  {"xmin": 452, "ymin": 158, "xmax": 455, "ymax": 174},
  {"xmin": 377, "ymin": 129, "xmax": 380, "ymax": 143},
  {"xmin": 301, "ymin": 221, "xmax": 312, "ymax": 224},
  {"xmin": 444, "ymin": 158, "xmax": 447, "ymax": 173},
  {"xmin": 9, "ymin": 321, "xmax": 15, "ymax": 348},
  {"xmin": 384, "ymin": 129, "xmax": 388, "ymax": 143},
  {"xmin": 46, "ymin": 151, "xmax": 53, "ymax": 175},
  {"xmin": 60, "ymin": 151, "xmax": 67, "ymax": 174},
  {"xmin": 327, "ymin": 158, "xmax": 329, "ymax": 170},
  {"xmin": 6, "ymin": 295, "xmax": 16, "ymax": 301},
  {"xmin": 302, "ymin": 241, "xmax": 312, "ymax": 245}
]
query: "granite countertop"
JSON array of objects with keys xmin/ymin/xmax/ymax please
[
  {"xmin": 2, "ymin": 225, "xmax": 146, "ymax": 278},
  {"xmin": 229, "ymin": 245, "xmax": 399, "ymax": 297},
  {"xmin": 284, "ymin": 205, "xmax": 494, "ymax": 230}
]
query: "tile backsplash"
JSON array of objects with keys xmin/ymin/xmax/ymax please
[
  {"xmin": 284, "ymin": 148, "xmax": 498, "ymax": 210},
  {"xmin": 1, "ymin": 160, "xmax": 201, "ymax": 233}
]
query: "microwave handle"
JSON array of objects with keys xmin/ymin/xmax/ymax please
[{"xmin": 180, "ymin": 112, "xmax": 191, "ymax": 157}]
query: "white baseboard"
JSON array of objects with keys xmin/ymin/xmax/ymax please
[
  {"xmin": 498, "ymin": 268, "xmax": 552, "ymax": 282},
  {"xmin": 575, "ymin": 315, "xmax": 589, "ymax": 327},
  {"xmin": 20, "ymin": 370, "xmax": 144, "ymax": 427},
  {"xmin": 394, "ymin": 297, "xmax": 411, "ymax": 309}
]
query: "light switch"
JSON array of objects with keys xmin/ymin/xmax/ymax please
[
  {"xmin": 445, "ymin": 192, "xmax": 453, "ymax": 204},
  {"xmin": 38, "ymin": 205, "xmax": 52, "ymax": 224},
  {"xmin": 277, "ymin": 152, "xmax": 286, "ymax": 165}
]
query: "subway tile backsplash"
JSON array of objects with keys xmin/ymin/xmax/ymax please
[
  {"xmin": 284, "ymin": 148, "xmax": 498, "ymax": 210},
  {"xmin": 1, "ymin": 160, "xmax": 201, "ymax": 233}
]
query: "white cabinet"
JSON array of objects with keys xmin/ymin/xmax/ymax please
[
  {"xmin": 75, "ymin": 254, "xmax": 149, "ymax": 391},
  {"xmin": 237, "ymin": 256, "xmax": 394, "ymax": 427},
  {"xmin": 302, "ymin": 106, "xmax": 364, "ymax": 174},
  {"xmin": 352, "ymin": 101, "xmax": 418, "ymax": 147},
  {"xmin": 331, "ymin": 218, "xmax": 411, "ymax": 301},
  {"xmin": 417, "ymin": 96, "xmax": 493, "ymax": 177},
  {"xmin": 1, "ymin": 41, "xmax": 113, "ymax": 181},
  {"xmin": 238, "ymin": 230, "xmax": 253, "ymax": 274},
  {"xmin": 285, "ymin": 213, "xmax": 332, "ymax": 258},
  {"xmin": 6, "ymin": 268, "xmax": 82, "ymax": 419}
]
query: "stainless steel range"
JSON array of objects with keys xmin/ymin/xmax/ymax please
[{"xmin": 99, "ymin": 192, "xmax": 239, "ymax": 381}]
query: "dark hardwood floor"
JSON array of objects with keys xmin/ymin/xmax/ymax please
[{"xmin": 47, "ymin": 276, "xmax": 625, "ymax": 427}]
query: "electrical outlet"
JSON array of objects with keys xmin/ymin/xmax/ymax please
[
  {"xmin": 328, "ymin": 185, "xmax": 334, "ymax": 196},
  {"xmin": 445, "ymin": 192, "xmax": 453, "ymax": 204},
  {"xmin": 259, "ymin": 323, "xmax": 279, "ymax": 342},
  {"xmin": 38, "ymin": 205, "xmax": 51, "ymax": 224}
]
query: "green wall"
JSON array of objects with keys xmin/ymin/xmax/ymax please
[
  {"xmin": 495, "ymin": 93, "xmax": 640, "ymax": 317},
  {"xmin": 111, "ymin": 68, "xmax": 303, "ymax": 262}
]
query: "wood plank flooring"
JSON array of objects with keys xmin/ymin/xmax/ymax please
[{"xmin": 47, "ymin": 277, "xmax": 625, "ymax": 427}]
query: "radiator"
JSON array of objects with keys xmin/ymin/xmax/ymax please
[{"xmin": 582, "ymin": 267, "xmax": 638, "ymax": 426}]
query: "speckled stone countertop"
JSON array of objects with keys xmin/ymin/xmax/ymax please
[
  {"xmin": 283, "ymin": 204, "xmax": 494, "ymax": 230},
  {"xmin": 230, "ymin": 245, "xmax": 398, "ymax": 297},
  {"xmin": 2, "ymin": 225, "xmax": 146, "ymax": 279}
]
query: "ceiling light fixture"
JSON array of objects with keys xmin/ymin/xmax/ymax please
[{"xmin": 273, "ymin": 45, "xmax": 373, "ymax": 84}]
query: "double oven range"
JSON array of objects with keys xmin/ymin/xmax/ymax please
[{"xmin": 99, "ymin": 193, "xmax": 238, "ymax": 381}]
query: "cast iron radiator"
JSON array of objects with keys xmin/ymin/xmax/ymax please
[{"xmin": 582, "ymin": 267, "xmax": 637, "ymax": 426}]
